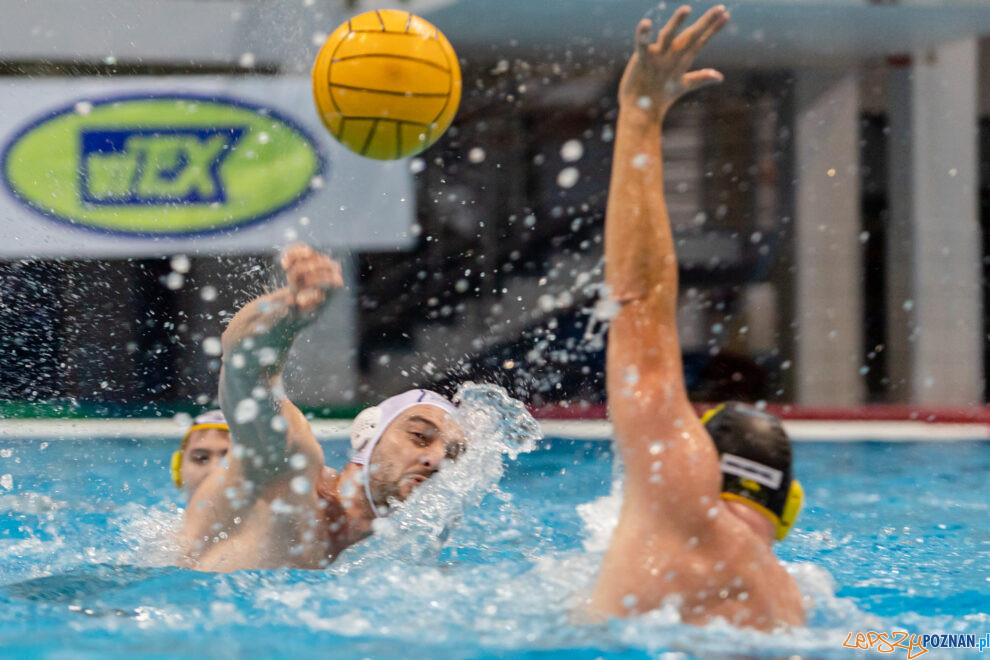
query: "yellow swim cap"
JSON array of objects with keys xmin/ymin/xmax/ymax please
[
  {"xmin": 703, "ymin": 402, "xmax": 803, "ymax": 541},
  {"xmin": 172, "ymin": 410, "xmax": 230, "ymax": 489}
]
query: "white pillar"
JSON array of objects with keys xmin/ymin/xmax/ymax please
[
  {"xmin": 677, "ymin": 287, "xmax": 708, "ymax": 353},
  {"xmin": 886, "ymin": 40, "xmax": 983, "ymax": 405},
  {"xmin": 284, "ymin": 251, "xmax": 359, "ymax": 407},
  {"xmin": 793, "ymin": 69, "xmax": 865, "ymax": 405},
  {"xmin": 743, "ymin": 283, "xmax": 777, "ymax": 354}
]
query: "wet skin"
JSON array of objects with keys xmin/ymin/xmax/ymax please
[
  {"xmin": 177, "ymin": 244, "xmax": 465, "ymax": 571},
  {"xmin": 367, "ymin": 407, "xmax": 466, "ymax": 508},
  {"xmin": 588, "ymin": 5, "xmax": 804, "ymax": 629}
]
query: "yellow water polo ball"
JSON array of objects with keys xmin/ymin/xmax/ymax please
[{"xmin": 312, "ymin": 9, "xmax": 462, "ymax": 160}]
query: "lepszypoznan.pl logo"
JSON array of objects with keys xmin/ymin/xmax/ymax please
[{"xmin": 843, "ymin": 632, "xmax": 989, "ymax": 659}]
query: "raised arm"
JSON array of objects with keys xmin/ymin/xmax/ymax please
[
  {"xmin": 604, "ymin": 5, "xmax": 728, "ymax": 519},
  {"xmin": 217, "ymin": 244, "xmax": 342, "ymax": 486},
  {"xmin": 593, "ymin": 8, "xmax": 805, "ymax": 628}
]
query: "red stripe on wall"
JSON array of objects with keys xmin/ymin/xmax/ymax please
[{"xmin": 529, "ymin": 403, "xmax": 990, "ymax": 424}]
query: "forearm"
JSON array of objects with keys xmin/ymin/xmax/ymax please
[
  {"xmin": 604, "ymin": 106, "xmax": 677, "ymax": 308},
  {"xmin": 221, "ymin": 287, "xmax": 300, "ymax": 378},
  {"xmin": 604, "ymin": 106, "xmax": 693, "ymax": 467},
  {"xmin": 219, "ymin": 287, "xmax": 309, "ymax": 472}
]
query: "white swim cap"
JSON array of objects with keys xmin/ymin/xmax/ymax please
[
  {"xmin": 348, "ymin": 389, "xmax": 456, "ymax": 517},
  {"xmin": 193, "ymin": 409, "xmax": 228, "ymax": 427},
  {"xmin": 350, "ymin": 406, "xmax": 383, "ymax": 457}
]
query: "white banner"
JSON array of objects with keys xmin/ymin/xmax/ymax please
[{"xmin": 0, "ymin": 76, "xmax": 415, "ymax": 258}]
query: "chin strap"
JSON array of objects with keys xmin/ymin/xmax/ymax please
[{"xmin": 348, "ymin": 389, "xmax": 457, "ymax": 518}]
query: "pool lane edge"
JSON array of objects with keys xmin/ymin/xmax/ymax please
[{"xmin": 1, "ymin": 419, "xmax": 988, "ymax": 442}]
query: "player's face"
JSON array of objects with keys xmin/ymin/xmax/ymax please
[
  {"xmin": 367, "ymin": 405, "xmax": 466, "ymax": 506},
  {"xmin": 180, "ymin": 428, "xmax": 231, "ymax": 494}
]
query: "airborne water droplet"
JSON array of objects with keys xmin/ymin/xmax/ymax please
[
  {"xmin": 234, "ymin": 398, "xmax": 259, "ymax": 424},
  {"xmin": 556, "ymin": 167, "xmax": 579, "ymax": 189},
  {"xmin": 165, "ymin": 272, "xmax": 184, "ymax": 290},
  {"xmin": 257, "ymin": 347, "xmax": 277, "ymax": 366},
  {"xmin": 560, "ymin": 139, "xmax": 584, "ymax": 162},
  {"xmin": 170, "ymin": 254, "xmax": 191, "ymax": 274},
  {"xmin": 468, "ymin": 147, "xmax": 486, "ymax": 163}
]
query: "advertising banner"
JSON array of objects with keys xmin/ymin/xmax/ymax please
[{"xmin": 0, "ymin": 76, "xmax": 415, "ymax": 257}]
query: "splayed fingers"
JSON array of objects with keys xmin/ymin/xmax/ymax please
[
  {"xmin": 621, "ymin": 5, "xmax": 729, "ymax": 114},
  {"xmin": 656, "ymin": 6, "xmax": 691, "ymax": 54},
  {"xmin": 670, "ymin": 5, "xmax": 728, "ymax": 58}
]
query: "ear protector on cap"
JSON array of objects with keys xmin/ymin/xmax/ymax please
[
  {"xmin": 171, "ymin": 450, "xmax": 184, "ymax": 488},
  {"xmin": 701, "ymin": 403, "xmax": 803, "ymax": 541}
]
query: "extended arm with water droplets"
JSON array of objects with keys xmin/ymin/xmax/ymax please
[
  {"xmin": 218, "ymin": 244, "xmax": 341, "ymax": 486},
  {"xmin": 603, "ymin": 6, "xmax": 728, "ymax": 509},
  {"xmin": 592, "ymin": 5, "xmax": 732, "ymax": 617}
]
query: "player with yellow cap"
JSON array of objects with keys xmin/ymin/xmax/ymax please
[
  {"xmin": 701, "ymin": 402, "xmax": 804, "ymax": 543},
  {"xmin": 588, "ymin": 5, "xmax": 805, "ymax": 630},
  {"xmin": 171, "ymin": 410, "xmax": 231, "ymax": 496}
]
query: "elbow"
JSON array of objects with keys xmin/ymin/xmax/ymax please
[
  {"xmin": 220, "ymin": 314, "xmax": 262, "ymax": 358},
  {"xmin": 608, "ymin": 280, "xmax": 653, "ymax": 307},
  {"xmin": 608, "ymin": 282, "xmax": 673, "ymax": 316}
]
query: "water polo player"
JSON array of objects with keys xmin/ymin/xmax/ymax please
[
  {"xmin": 703, "ymin": 402, "xmax": 804, "ymax": 545},
  {"xmin": 171, "ymin": 410, "xmax": 231, "ymax": 497},
  {"xmin": 176, "ymin": 245, "xmax": 465, "ymax": 571},
  {"xmin": 588, "ymin": 5, "xmax": 805, "ymax": 629}
]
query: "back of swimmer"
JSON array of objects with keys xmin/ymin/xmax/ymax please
[
  {"xmin": 171, "ymin": 410, "xmax": 231, "ymax": 496},
  {"xmin": 703, "ymin": 402, "xmax": 803, "ymax": 545}
]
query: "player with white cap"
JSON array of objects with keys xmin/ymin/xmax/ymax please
[
  {"xmin": 176, "ymin": 245, "xmax": 465, "ymax": 572},
  {"xmin": 349, "ymin": 389, "xmax": 462, "ymax": 516}
]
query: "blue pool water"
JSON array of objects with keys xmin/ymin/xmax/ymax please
[{"xmin": 1, "ymin": 436, "xmax": 988, "ymax": 658}]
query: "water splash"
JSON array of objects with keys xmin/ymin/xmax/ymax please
[{"xmin": 347, "ymin": 383, "xmax": 541, "ymax": 564}]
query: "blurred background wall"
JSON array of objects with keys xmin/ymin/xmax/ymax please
[{"xmin": 2, "ymin": 0, "xmax": 990, "ymax": 416}]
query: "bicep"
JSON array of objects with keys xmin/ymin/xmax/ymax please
[
  {"xmin": 607, "ymin": 295, "xmax": 722, "ymax": 530},
  {"xmin": 279, "ymin": 399, "xmax": 326, "ymax": 481},
  {"xmin": 180, "ymin": 399, "xmax": 324, "ymax": 547}
]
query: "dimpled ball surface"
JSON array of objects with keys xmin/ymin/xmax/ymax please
[{"xmin": 312, "ymin": 9, "xmax": 462, "ymax": 160}]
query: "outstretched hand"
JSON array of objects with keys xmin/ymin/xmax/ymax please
[
  {"xmin": 619, "ymin": 4, "xmax": 729, "ymax": 119},
  {"xmin": 281, "ymin": 243, "xmax": 343, "ymax": 316}
]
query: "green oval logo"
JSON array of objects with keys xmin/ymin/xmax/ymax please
[{"xmin": 1, "ymin": 94, "xmax": 324, "ymax": 236}]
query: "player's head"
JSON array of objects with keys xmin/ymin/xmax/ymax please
[
  {"xmin": 349, "ymin": 390, "xmax": 465, "ymax": 515},
  {"xmin": 702, "ymin": 402, "xmax": 803, "ymax": 543},
  {"xmin": 171, "ymin": 410, "xmax": 231, "ymax": 495}
]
